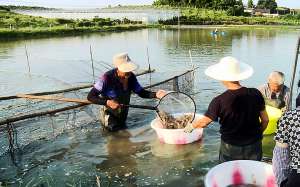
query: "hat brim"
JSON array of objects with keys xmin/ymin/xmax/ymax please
[
  {"xmin": 117, "ymin": 61, "xmax": 138, "ymax": 73},
  {"xmin": 205, "ymin": 62, "xmax": 253, "ymax": 81}
]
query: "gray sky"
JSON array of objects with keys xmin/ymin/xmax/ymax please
[{"xmin": 1, "ymin": 0, "xmax": 299, "ymax": 8}]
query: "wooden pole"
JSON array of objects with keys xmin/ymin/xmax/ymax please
[
  {"xmin": 25, "ymin": 44, "xmax": 31, "ymax": 74},
  {"xmin": 89, "ymin": 45, "xmax": 96, "ymax": 83},
  {"xmin": 146, "ymin": 46, "xmax": 152, "ymax": 90},
  {"xmin": 288, "ymin": 37, "xmax": 300, "ymax": 110},
  {"xmin": 189, "ymin": 50, "xmax": 193, "ymax": 67},
  {"xmin": 0, "ymin": 103, "xmax": 88, "ymax": 127},
  {"xmin": 0, "ymin": 68, "xmax": 196, "ymax": 126},
  {"xmin": 0, "ymin": 69, "xmax": 155, "ymax": 101},
  {"xmin": 16, "ymin": 94, "xmax": 92, "ymax": 104}
]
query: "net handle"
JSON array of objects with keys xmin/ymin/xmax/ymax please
[
  {"xmin": 122, "ymin": 104, "xmax": 157, "ymax": 111},
  {"xmin": 123, "ymin": 91, "xmax": 196, "ymax": 122}
]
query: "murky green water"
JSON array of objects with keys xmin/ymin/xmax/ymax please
[{"xmin": 0, "ymin": 27, "xmax": 299, "ymax": 186}]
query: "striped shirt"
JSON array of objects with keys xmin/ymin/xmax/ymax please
[{"xmin": 258, "ymin": 84, "xmax": 290, "ymax": 109}]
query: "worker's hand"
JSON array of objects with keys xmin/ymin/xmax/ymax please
[
  {"xmin": 106, "ymin": 100, "xmax": 119, "ymax": 109},
  {"xmin": 156, "ymin": 90, "xmax": 167, "ymax": 99},
  {"xmin": 184, "ymin": 122, "xmax": 194, "ymax": 133}
]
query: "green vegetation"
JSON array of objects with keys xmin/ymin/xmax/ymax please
[
  {"xmin": 0, "ymin": 25, "xmax": 149, "ymax": 39},
  {"xmin": 154, "ymin": 0, "xmax": 244, "ymax": 16},
  {"xmin": 0, "ymin": 10, "xmax": 149, "ymax": 39},
  {"xmin": 0, "ymin": 5, "xmax": 56, "ymax": 11},
  {"xmin": 257, "ymin": 0, "xmax": 277, "ymax": 13},
  {"xmin": 152, "ymin": 0, "xmax": 300, "ymax": 25},
  {"xmin": 158, "ymin": 8, "xmax": 300, "ymax": 25},
  {"xmin": 248, "ymin": 0, "xmax": 254, "ymax": 8}
]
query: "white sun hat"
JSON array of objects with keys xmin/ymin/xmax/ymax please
[
  {"xmin": 205, "ymin": 56, "xmax": 253, "ymax": 81},
  {"xmin": 113, "ymin": 52, "xmax": 139, "ymax": 73}
]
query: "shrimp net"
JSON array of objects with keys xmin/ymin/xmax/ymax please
[
  {"xmin": 0, "ymin": 69, "xmax": 196, "ymax": 156},
  {"xmin": 156, "ymin": 91, "xmax": 196, "ymax": 129}
]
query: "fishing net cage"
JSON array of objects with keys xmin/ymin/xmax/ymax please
[{"xmin": 0, "ymin": 69, "xmax": 196, "ymax": 158}]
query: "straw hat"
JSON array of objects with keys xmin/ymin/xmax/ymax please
[
  {"xmin": 205, "ymin": 56, "xmax": 253, "ymax": 81},
  {"xmin": 113, "ymin": 52, "xmax": 138, "ymax": 73}
]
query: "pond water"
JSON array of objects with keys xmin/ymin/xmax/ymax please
[
  {"xmin": 14, "ymin": 9, "xmax": 180, "ymax": 23},
  {"xmin": 0, "ymin": 27, "xmax": 299, "ymax": 186}
]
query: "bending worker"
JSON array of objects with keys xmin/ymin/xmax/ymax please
[
  {"xmin": 184, "ymin": 56, "xmax": 269, "ymax": 162},
  {"xmin": 87, "ymin": 52, "xmax": 166, "ymax": 132},
  {"xmin": 258, "ymin": 71, "xmax": 290, "ymax": 110}
]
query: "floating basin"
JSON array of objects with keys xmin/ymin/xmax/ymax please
[{"xmin": 150, "ymin": 114, "xmax": 204, "ymax": 144}]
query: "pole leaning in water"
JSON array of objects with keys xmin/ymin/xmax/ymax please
[{"xmin": 287, "ymin": 37, "xmax": 300, "ymax": 110}]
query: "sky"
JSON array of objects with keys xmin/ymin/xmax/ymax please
[{"xmin": 1, "ymin": 0, "xmax": 299, "ymax": 9}]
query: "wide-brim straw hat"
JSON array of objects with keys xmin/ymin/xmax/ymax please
[
  {"xmin": 113, "ymin": 52, "xmax": 138, "ymax": 73},
  {"xmin": 205, "ymin": 56, "xmax": 253, "ymax": 81}
]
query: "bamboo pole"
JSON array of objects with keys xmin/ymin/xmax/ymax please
[
  {"xmin": 0, "ymin": 103, "xmax": 88, "ymax": 127},
  {"xmin": 89, "ymin": 45, "xmax": 96, "ymax": 83},
  {"xmin": 146, "ymin": 46, "xmax": 152, "ymax": 90},
  {"xmin": 0, "ymin": 69, "xmax": 196, "ymax": 125},
  {"xmin": 16, "ymin": 94, "xmax": 92, "ymax": 104},
  {"xmin": 288, "ymin": 37, "xmax": 300, "ymax": 110},
  {"xmin": 0, "ymin": 69, "xmax": 155, "ymax": 101},
  {"xmin": 25, "ymin": 44, "xmax": 31, "ymax": 74}
]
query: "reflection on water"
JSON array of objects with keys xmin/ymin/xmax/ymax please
[
  {"xmin": 15, "ymin": 9, "xmax": 180, "ymax": 23},
  {"xmin": 0, "ymin": 27, "xmax": 299, "ymax": 186}
]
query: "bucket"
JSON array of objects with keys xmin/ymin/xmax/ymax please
[
  {"xmin": 150, "ymin": 114, "xmax": 204, "ymax": 144},
  {"xmin": 263, "ymin": 105, "xmax": 282, "ymax": 135},
  {"xmin": 204, "ymin": 160, "xmax": 277, "ymax": 187}
]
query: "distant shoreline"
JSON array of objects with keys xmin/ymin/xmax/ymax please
[
  {"xmin": 171, "ymin": 25, "xmax": 300, "ymax": 29},
  {"xmin": 1, "ymin": 5, "xmax": 300, "ymax": 40},
  {"xmin": 0, "ymin": 24, "xmax": 156, "ymax": 40}
]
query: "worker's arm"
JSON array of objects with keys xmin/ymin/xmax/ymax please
[
  {"xmin": 193, "ymin": 116, "xmax": 213, "ymax": 128},
  {"xmin": 184, "ymin": 115, "xmax": 213, "ymax": 133},
  {"xmin": 259, "ymin": 109, "xmax": 269, "ymax": 132},
  {"xmin": 87, "ymin": 88, "xmax": 107, "ymax": 105},
  {"xmin": 87, "ymin": 76, "xmax": 119, "ymax": 109},
  {"xmin": 131, "ymin": 74, "xmax": 166, "ymax": 99},
  {"xmin": 184, "ymin": 98, "xmax": 218, "ymax": 133}
]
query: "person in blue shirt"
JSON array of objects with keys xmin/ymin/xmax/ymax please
[{"xmin": 87, "ymin": 52, "xmax": 166, "ymax": 131}]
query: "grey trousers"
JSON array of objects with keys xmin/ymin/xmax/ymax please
[{"xmin": 219, "ymin": 139, "xmax": 262, "ymax": 163}]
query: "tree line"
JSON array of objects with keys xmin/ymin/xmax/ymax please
[{"xmin": 153, "ymin": 0, "xmax": 279, "ymax": 15}]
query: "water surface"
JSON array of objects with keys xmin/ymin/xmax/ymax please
[{"xmin": 0, "ymin": 27, "xmax": 299, "ymax": 186}]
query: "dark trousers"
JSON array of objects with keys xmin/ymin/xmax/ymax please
[
  {"xmin": 219, "ymin": 139, "xmax": 262, "ymax": 163},
  {"xmin": 281, "ymin": 170, "xmax": 300, "ymax": 187},
  {"xmin": 99, "ymin": 107, "xmax": 127, "ymax": 132}
]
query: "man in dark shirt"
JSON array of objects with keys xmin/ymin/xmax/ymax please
[
  {"xmin": 184, "ymin": 56, "xmax": 269, "ymax": 162},
  {"xmin": 87, "ymin": 52, "xmax": 166, "ymax": 132}
]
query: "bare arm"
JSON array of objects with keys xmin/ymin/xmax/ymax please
[
  {"xmin": 192, "ymin": 115, "xmax": 213, "ymax": 129},
  {"xmin": 260, "ymin": 109, "xmax": 269, "ymax": 132}
]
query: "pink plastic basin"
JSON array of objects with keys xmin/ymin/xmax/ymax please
[
  {"xmin": 205, "ymin": 160, "xmax": 277, "ymax": 187},
  {"xmin": 150, "ymin": 114, "xmax": 204, "ymax": 144}
]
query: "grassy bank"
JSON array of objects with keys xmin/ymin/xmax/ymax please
[
  {"xmin": 0, "ymin": 25, "xmax": 152, "ymax": 39},
  {"xmin": 0, "ymin": 10, "xmax": 153, "ymax": 39},
  {"xmin": 159, "ymin": 8, "xmax": 300, "ymax": 25}
]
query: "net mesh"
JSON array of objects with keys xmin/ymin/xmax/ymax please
[
  {"xmin": 157, "ymin": 92, "xmax": 196, "ymax": 129},
  {"xmin": 0, "ymin": 69, "xmax": 196, "ymax": 156}
]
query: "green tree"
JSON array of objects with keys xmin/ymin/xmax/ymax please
[
  {"xmin": 247, "ymin": 0, "xmax": 254, "ymax": 8},
  {"xmin": 257, "ymin": 0, "xmax": 277, "ymax": 13}
]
